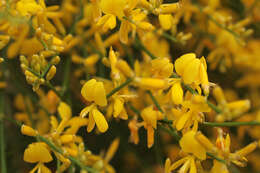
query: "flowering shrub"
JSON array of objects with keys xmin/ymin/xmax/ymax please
[{"xmin": 0, "ymin": 0, "xmax": 260, "ymax": 172}]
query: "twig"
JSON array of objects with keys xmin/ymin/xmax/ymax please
[
  {"xmin": 203, "ymin": 121, "xmax": 260, "ymax": 127},
  {"xmin": 106, "ymin": 78, "xmax": 133, "ymax": 98},
  {"xmin": 146, "ymin": 91, "xmax": 164, "ymax": 113}
]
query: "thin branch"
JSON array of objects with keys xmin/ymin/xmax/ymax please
[
  {"xmin": 106, "ymin": 78, "xmax": 133, "ymax": 98},
  {"xmin": 147, "ymin": 91, "xmax": 164, "ymax": 113},
  {"xmin": 203, "ymin": 121, "xmax": 260, "ymax": 127}
]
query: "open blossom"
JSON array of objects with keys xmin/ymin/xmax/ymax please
[
  {"xmin": 1, "ymin": 0, "xmax": 259, "ymax": 172},
  {"xmin": 175, "ymin": 53, "xmax": 209, "ymax": 94},
  {"xmin": 23, "ymin": 142, "xmax": 53, "ymax": 173},
  {"xmin": 80, "ymin": 79, "xmax": 108, "ymax": 133}
]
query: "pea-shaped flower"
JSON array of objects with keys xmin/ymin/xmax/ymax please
[
  {"xmin": 24, "ymin": 142, "xmax": 53, "ymax": 173},
  {"xmin": 80, "ymin": 79, "xmax": 108, "ymax": 133},
  {"xmin": 175, "ymin": 53, "xmax": 209, "ymax": 93},
  {"xmin": 81, "ymin": 79, "xmax": 107, "ymax": 106}
]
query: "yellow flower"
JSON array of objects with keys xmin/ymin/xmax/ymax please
[
  {"xmin": 81, "ymin": 79, "xmax": 107, "ymax": 106},
  {"xmin": 107, "ymin": 96, "xmax": 128, "ymax": 120},
  {"xmin": 24, "ymin": 142, "xmax": 52, "ymax": 163},
  {"xmin": 180, "ymin": 130, "xmax": 207, "ymax": 160},
  {"xmin": 141, "ymin": 106, "xmax": 162, "ymax": 148},
  {"xmin": 56, "ymin": 102, "xmax": 72, "ymax": 134},
  {"xmin": 174, "ymin": 53, "xmax": 209, "ymax": 93},
  {"xmin": 24, "ymin": 142, "xmax": 52, "ymax": 173},
  {"xmin": 97, "ymin": 0, "xmax": 126, "ymax": 31}
]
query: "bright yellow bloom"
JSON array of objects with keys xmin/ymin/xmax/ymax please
[
  {"xmin": 175, "ymin": 53, "xmax": 209, "ymax": 93},
  {"xmin": 81, "ymin": 79, "xmax": 107, "ymax": 106},
  {"xmin": 24, "ymin": 142, "xmax": 52, "ymax": 163},
  {"xmin": 141, "ymin": 106, "xmax": 162, "ymax": 148},
  {"xmin": 24, "ymin": 142, "xmax": 52, "ymax": 173}
]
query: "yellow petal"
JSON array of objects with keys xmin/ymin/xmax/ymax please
[
  {"xmin": 100, "ymin": 0, "xmax": 126, "ymax": 17},
  {"xmin": 119, "ymin": 20, "xmax": 130, "ymax": 44},
  {"xmin": 147, "ymin": 125, "xmax": 154, "ymax": 148},
  {"xmin": 92, "ymin": 108, "xmax": 108, "ymax": 133},
  {"xmin": 179, "ymin": 131, "xmax": 206, "ymax": 160},
  {"xmin": 137, "ymin": 78, "xmax": 166, "ymax": 90},
  {"xmin": 87, "ymin": 111, "xmax": 95, "ymax": 132},
  {"xmin": 58, "ymin": 102, "xmax": 72, "ymax": 120},
  {"xmin": 171, "ymin": 82, "xmax": 183, "ymax": 104},
  {"xmin": 211, "ymin": 160, "xmax": 229, "ymax": 173},
  {"xmin": 183, "ymin": 58, "xmax": 200, "ymax": 84},
  {"xmin": 159, "ymin": 14, "xmax": 173, "ymax": 30},
  {"xmin": 105, "ymin": 138, "xmax": 120, "ymax": 162},
  {"xmin": 114, "ymin": 98, "xmax": 124, "ymax": 118},
  {"xmin": 39, "ymin": 164, "xmax": 52, "ymax": 173},
  {"xmin": 175, "ymin": 53, "xmax": 196, "ymax": 76},
  {"xmin": 105, "ymin": 15, "xmax": 116, "ymax": 29},
  {"xmin": 81, "ymin": 79, "xmax": 97, "ymax": 102},
  {"xmin": 80, "ymin": 105, "xmax": 93, "ymax": 118},
  {"xmin": 21, "ymin": 125, "xmax": 37, "ymax": 137},
  {"xmin": 164, "ymin": 158, "xmax": 171, "ymax": 173},
  {"xmin": 176, "ymin": 111, "xmax": 191, "ymax": 131},
  {"xmin": 141, "ymin": 106, "xmax": 157, "ymax": 129},
  {"xmin": 199, "ymin": 62, "xmax": 208, "ymax": 85},
  {"xmin": 24, "ymin": 142, "xmax": 53, "ymax": 163},
  {"xmin": 93, "ymin": 81, "xmax": 107, "ymax": 106},
  {"xmin": 189, "ymin": 157, "xmax": 197, "ymax": 173}
]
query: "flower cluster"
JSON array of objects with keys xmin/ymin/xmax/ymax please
[{"xmin": 0, "ymin": 0, "xmax": 260, "ymax": 173}]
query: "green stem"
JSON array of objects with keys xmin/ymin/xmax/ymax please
[
  {"xmin": 57, "ymin": 159, "xmax": 61, "ymax": 173},
  {"xmin": 0, "ymin": 91, "xmax": 7, "ymax": 173},
  {"xmin": 106, "ymin": 78, "xmax": 133, "ymax": 98},
  {"xmin": 203, "ymin": 121, "xmax": 260, "ymax": 127},
  {"xmin": 39, "ymin": 38, "xmax": 48, "ymax": 50},
  {"xmin": 206, "ymin": 152, "xmax": 226, "ymax": 164},
  {"xmin": 158, "ymin": 119, "xmax": 172, "ymax": 124},
  {"xmin": 206, "ymin": 100, "xmax": 222, "ymax": 114},
  {"xmin": 147, "ymin": 91, "xmax": 164, "ymax": 113},
  {"xmin": 160, "ymin": 31, "xmax": 178, "ymax": 43}
]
